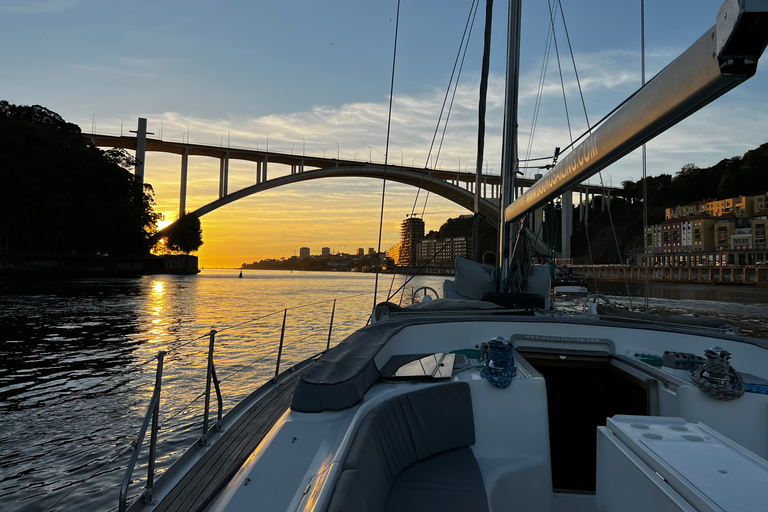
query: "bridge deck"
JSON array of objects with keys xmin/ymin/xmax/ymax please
[{"xmin": 152, "ymin": 370, "xmax": 304, "ymax": 512}]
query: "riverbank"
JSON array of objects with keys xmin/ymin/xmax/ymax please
[{"xmin": 0, "ymin": 254, "xmax": 199, "ymax": 275}]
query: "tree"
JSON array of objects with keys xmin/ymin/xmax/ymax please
[
  {"xmin": 165, "ymin": 213, "xmax": 204, "ymax": 254},
  {"xmin": 0, "ymin": 102, "xmax": 161, "ymax": 256}
]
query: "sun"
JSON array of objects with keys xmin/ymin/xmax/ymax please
[{"xmin": 157, "ymin": 219, "xmax": 174, "ymax": 230}]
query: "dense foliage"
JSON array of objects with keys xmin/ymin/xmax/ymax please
[
  {"xmin": 165, "ymin": 213, "xmax": 204, "ymax": 254},
  {"xmin": 0, "ymin": 101, "xmax": 161, "ymax": 257}
]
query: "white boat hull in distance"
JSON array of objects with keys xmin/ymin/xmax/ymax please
[{"xmin": 553, "ymin": 285, "xmax": 588, "ymax": 295}]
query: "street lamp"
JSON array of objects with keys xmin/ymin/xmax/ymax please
[
  {"xmin": 368, "ymin": 145, "xmax": 372, "ymax": 163},
  {"xmin": 266, "ymin": 134, "xmax": 269, "ymax": 153},
  {"xmin": 291, "ymin": 144, "xmax": 294, "ymax": 155},
  {"xmin": 227, "ymin": 129, "xmax": 230, "ymax": 148},
  {"xmin": 324, "ymin": 148, "xmax": 328, "ymax": 158},
  {"xmin": 336, "ymin": 142, "xmax": 340, "ymax": 159},
  {"xmin": 302, "ymin": 138, "xmax": 305, "ymax": 156},
  {"xmin": 398, "ymin": 149, "xmax": 403, "ymax": 166},
  {"xmin": 458, "ymin": 157, "xmax": 461, "ymax": 172}
]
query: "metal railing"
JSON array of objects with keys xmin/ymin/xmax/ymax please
[
  {"xmin": 117, "ymin": 296, "xmax": 362, "ymax": 512},
  {"xmin": 119, "ymin": 351, "xmax": 166, "ymax": 512}
]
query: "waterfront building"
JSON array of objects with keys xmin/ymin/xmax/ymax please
[
  {"xmin": 755, "ymin": 193, "xmax": 768, "ymax": 213},
  {"xmin": 399, "ymin": 216, "xmax": 425, "ymax": 266},
  {"xmin": 299, "ymin": 247, "xmax": 310, "ymax": 260},
  {"xmin": 415, "ymin": 237, "xmax": 470, "ymax": 266},
  {"xmin": 691, "ymin": 215, "xmax": 715, "ymax": 253},
  {"xmin": 321, "ymin": 247, "xmax": 331, "ymax": 257},
  {"xmin": 665, "ymin": 200, "xmax": 707, "ymax": 220},
  {"xmin": 386, "ymin": 242, "xmax": 403, "ymax": 264}
]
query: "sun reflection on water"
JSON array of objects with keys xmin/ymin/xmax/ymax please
[{"xmin": 148, "ymin": 280, "xmax": 167, "ymax": 343}]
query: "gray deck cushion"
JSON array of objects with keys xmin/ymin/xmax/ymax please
[
  {"xmin": 291, "ymin": 320, "xmax": 415, "ymax": 413},
  {"xmin": 327, "ymin": 382, "xmax": 484, "ymax": 512},
  {"xmin": 384, "ymin": 447, "xmax": 490, "ymax": 512}
]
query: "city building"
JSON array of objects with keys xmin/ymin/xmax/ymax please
[
  {"xmin": 299, "ymin": 247, "xmax": 310, "ymax": 260},
  {"xmin": 357, "ymin": 248, "xmax": 365, "ymax": 257},
  {"xmin": 416, "ymin": 237, "xmax": 470, "ymax": 266},
  {"xmin": 398, "ymin": 216, "xmax": 425, "ymax": 266},
  {"xmin": 321, "ymin": 247, "xmax": 331, "ymax": 257},
  {"xmin": 368, "ymin": 248, "xmax": 376, "ymax": 256},
  {"xmin": 645, "ymin": 192, "xmax": 768, "ymax": 266}
]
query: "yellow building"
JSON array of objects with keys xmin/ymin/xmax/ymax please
[
  {"xmin": 705, "ymin": 196, "xmax": 755, "ymax": 218},
  {"xmin": 754, "ymin": 193, "xmax": 768, "ymax": 214},
  {"xmin": 753, "ymin": 214, "xmax": 767, "ymax": 251},
  {"xmin": 714, "ymin": 215, "xmax": 737, "ymax": 251},
  {"xmin": 691, "ymin": 216, "xmax": 715, "ymax": 252}
]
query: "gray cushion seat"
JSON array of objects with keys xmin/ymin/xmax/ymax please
[{"xmin": 327, "ymin": 382, "xmax": 489, "ymax": 512}]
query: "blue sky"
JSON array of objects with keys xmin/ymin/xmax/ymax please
[{"xmin": 2, "ymin": 0, "xmax": 767, "ymax": 265}]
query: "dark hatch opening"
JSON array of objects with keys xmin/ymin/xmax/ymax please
[{"xmin": 520, "ymin": 352, "xmax": 650, "ymax": 493}]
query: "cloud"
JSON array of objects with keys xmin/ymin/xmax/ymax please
[
  {"xmin": 82, "ymin": 43, "xmax": 767, "ymax": 265},
  {"xmin": 0, "ymin": 0, "xmax": 88, "ymax": 13}
]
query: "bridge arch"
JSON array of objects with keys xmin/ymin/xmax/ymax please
[{"xmin": 156, "ymin": 166, "xmax": 500, "ymax": 238}]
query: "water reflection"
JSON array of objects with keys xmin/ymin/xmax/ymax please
[{"xmin": 1, "ymin": 270, "xmax": 766, "ymax": 512}]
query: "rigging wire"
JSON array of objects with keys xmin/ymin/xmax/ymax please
[
  {"xmin": 422, "ymin": 0, "xmax": 482, "ymax": 218},
  {"xmin": 641, "ymin": 0, "xmax": 650, "ymax": 312},
  {"xmin": 523, "ymin": 1, "xmax": 557, "ymax": 170},
  {"xmin": 386, "ymin": 0, "xmax": 480, "ymax": 303},
  {"xmin": 372, "ymin": 0, "xmax": 401, "ymax": 313},
  {"xmin": 547, "ymin": 0, "xmax": 573, "ymax": 145},
  {"xmin": 409, "ymin": 0, "xmax": 480, "ymax": 217}
]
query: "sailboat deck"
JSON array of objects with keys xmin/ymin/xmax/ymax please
[{"xmin": 153, "ymin": 370, "xmax": 304, "ymax": 512}]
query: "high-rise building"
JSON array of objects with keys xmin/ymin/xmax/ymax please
[
  {"xmin": 399, "ymin": 216, "xmax": 425, "ymax": 266},
  {"xmin": 368, "ymin": 248, "xmax": 376, "ymax": 256},
  {"xmin": 356, "ymin": 248, "xmax": 365, "ymax": 257},
  {"xmin": 299, "ymin": 247, "xmax": 310, "ymax": 260},
  {"xmin": 321, "ymin": 247, "xmax": 331, "ymax": 257}
]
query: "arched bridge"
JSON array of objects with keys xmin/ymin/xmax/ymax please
[{"xmin": 85, "ymin": 118, "xmax": 623, "ymax": 235}]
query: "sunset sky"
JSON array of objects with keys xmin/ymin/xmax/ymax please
[{"xmin": 2, "ymin": 0, "xmax": 767, "ymax": 267}]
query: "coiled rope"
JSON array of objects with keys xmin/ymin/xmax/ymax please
[
  {"xmin": 690, "ymin": 347, "xmax": 745, "ymax": 401},
  {"xmin": 481, "ymin": 337, "xmax": 515, "ymax": 389}
]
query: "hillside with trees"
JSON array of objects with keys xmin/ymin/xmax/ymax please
[{"xmin": 0, "ymin": 101, "xmax": 163, "ymax": 258}]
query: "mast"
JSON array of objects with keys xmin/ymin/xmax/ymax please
[
  {"xmin": 472, "ymin": 0, "xmax": 494, "ymax": 262},
  {"xmin": 498, "ymin": 0, "xmax": 522, "ymax": 289}
]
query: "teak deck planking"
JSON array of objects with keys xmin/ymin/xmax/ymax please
[{"xmin": 153, "ymin": 370, "xmax": 304, "ymax": 512}]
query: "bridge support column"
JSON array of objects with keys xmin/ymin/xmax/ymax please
[
  {"xmin": 263, "ymin": 155, "xmax": 268, "ymax": 182},
  {"xmin": 179, "ymin": 147, "xmax": 189, "ymax": 217},
  {"xmin": 256, "ymin": 161, "xmax": 262, "ymax": 184},
  {"xmin": 134, "ymin": 117, "xmax": 147, "ymax": 182},
  {"xmin": 219, "ymin": 152, "xmax": 229, "ymax": 198},
  {"xmin": 561, "ymin": 189, "xmax": 572, "ymax": 260},
  {"xmin": 585, "ymin": 187, "xmax": 589, "ymax": 223}
]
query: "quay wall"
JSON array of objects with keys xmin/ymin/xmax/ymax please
[
  {"xmin": 571, "ymin": 264, "xmax": 768, "ymax": 286},
  {"xmin": 0, "ymin": 254, "xmax": 199, "ymax": 276}
]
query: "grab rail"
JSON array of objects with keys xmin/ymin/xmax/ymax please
[
  {"xmin": 200, "ymin": 330, "xmax": 223, "ymax": 445},
  {"xmin": 119, "ymin": 350, "xmax": 166, "ymax": 512}
]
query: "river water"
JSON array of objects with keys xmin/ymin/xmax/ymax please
[{"xmin": 1, "ymin": 270, "xmax": 766, "ymax": 511}]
